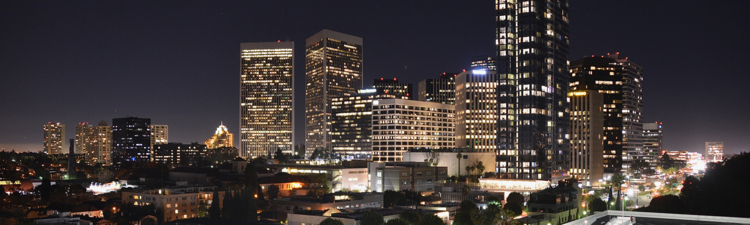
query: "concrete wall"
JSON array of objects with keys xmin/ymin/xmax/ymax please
[{"xmin": 402, "ymin": 152, "xmax": 495, "ymax": 177}]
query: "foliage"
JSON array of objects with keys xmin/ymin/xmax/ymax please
[
  {"xmin": 267, "ymin": 185, "xmax": 280, "ymax": 199},
  {"xmin": 486, "ymin": 195, "xmax": 502, "ymax": 205},
  {"xmin": 424, "ymin": 151, "xmax": 441, "ymax": 166},
  {"xmin": 220, "ymin": 186, "xmax": 258, "ymax": 221},
  {"xmin": 197, "ymin": 200, "xmax": 208, "ymax": 218},
  {"xmin": 459, "ymin": 200, "xmax": 478, "ymax": 215},
  {"xmin": 320, "ymin": 218, "xmax": 345, "ymax": 225},
  {"xmin": 588, "ymin": 197, "xmax": 607, "ymax": 213},
  {"xmin": 453, "ymin": 211, "xmax": 473, "ymax": 225},
  {"xmin": 361, "ymin": 211, "xmax": 384, "ymax": 225},
  {"xmin": 678, "ymin": 153, "xmax": 750, "ymax": 217},
  {"xmin": 209, "ymin": 189, "xmax": 221, "ymax": 219},
  {"xmin": 506, "ymin": 192, "xmax": 524, "ymax": 206},
  {"xmin": 399, "ymin": 211, "xmax": 421, "ymax": 225},
  {"xmin": 274, "ymin": 148, "xmax": 291, "ymax": 164},
  {"xmin": 419, "ymin": 214, "xmax": 446, "ymax": 225},
  {"xmin": 503, "ymin": 202, "xmax": 523, "ymax": 216},
  {"xmin": 386, "ymin": 218, "xmax": 411, "ymax": 225},
  {"xmin": 635, "ymin": 195, "xmax": 684, "ymax": 213}
]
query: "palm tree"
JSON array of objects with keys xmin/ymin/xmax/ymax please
[
  {"xmin": 610, "ymin": 173, "xmax": 627, "ymax": 210},
  {"xmin": 456, "ymin": 153, "xmax": 462, "ymax": 178}
]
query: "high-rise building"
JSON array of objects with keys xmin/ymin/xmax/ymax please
[
  {"xmin": 568, "ymin": 90, "xmax": 604, "ymax": 187},
  {"xmin": 570, "ymin": 57, "xmax": 623, "ymax": 173},
  {"xmin": 305, "ymin": 29, "xmax": 363, "ymax": 157},
  {"xmin": 151, "ymin": 125, "xmax": 169, "ymax": 148},
  {"xmin": 85, "ymin": 121, "xmax": 112, "ymax": 165},
  {"xmin": 705, "ymin": 141, "xmax": 724, "ymax": 163},
  {"xmin": 331, "ymin": 89, "xmax": 398, "ymax": 160},
  {"xmin": 642, "ymin": 122, "xmax": 663, "ymax": 168},
  {"xmin": 111, "ymin": 117, "xmax": 151, "ymax": 169},
  {"xmin": 471, "ymin": 56, "xmax": 497, "ymax": 71},
  {"xmin": 455, "ymin": 70, "xmax": 498, "ymax": 152},
  {"xmin": 606, "ymin": 53, "xmax": 644, "ymax": 171},
  {"xmin": 371, "ymin": 99, "xmax": 455, "ymax": 162},
  {"xmin": 74, "ymin": 123, "xmax": 91, "ymax": 155},
  {"xmin": 43, "ymin": 122, "xmax": 65, "ymax": 154},
  {"xmin": 240, "ymin": 41, "xmax": 294, "ymax": 158},
  {"xmin": 496, "ymin": 0, "xmax": 571, "ymax": 180},
  {"xmin": 153, "ymin": 142, "xmax": 208, "ymax": 166},
  {"xmin": 418, "ymin": 73, "xmax": 457, "ymax": 105},
  {"xmin": 205, "ymin": 123, "xmax": 234, "ymax": 149},
  {"xmin": 372, "ymin": 78, "xmax": 412, "ymax": 100}
]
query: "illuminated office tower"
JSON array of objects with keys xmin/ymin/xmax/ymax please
[
  {"xmin": 496, "ymin": 0, "xmax": 571, "ymax": 179},
  {"xmin": 371, "ymin": 99, "xmax": 455, "ymax": 162},
  {"xmin": 418, "ymin": 73, "xmax": 457, "ymax": 105},
  {"xmin": 150, "ymin": 125, "xmax": 169, "ymax": 148},
  {"xmin": 111, "ymin": 117, "xmax": 151, "ymax": 170},
  {"xmin": 471, "ymin": 56, "xmax": 497, "ymax": 71},
  {"xmin": 331, "ymin": 89, "xmax": 398, "ymax": 160},
  {"xmin": 606, "ymin": 53, "xmax": 644, "ymax": 171},
  {"xmin": 705, "ymin": 141, "xmax": 724, "ymax": 163},
  {"xmin": 205, "ymin": 123, "xmax": 234, "ymax": 149},
  {"xmin": 43, "ymin": 122, "xmax": 65, "ymax": 155},
  {"xmin": 373, "ymin": 78, "xmax": 412, "ymax": 99},
  {"xmin": 570, "ymin": 57, "xmax": 623, "ymax": 173},
  {"xmin": 455, "ymin": 70, "xmax": 498, "ymax": 152},
  {"xmin": 305, "ymin": 29, "xmax": 363, "ymax": 157},
  {"xmin": 642, "ymin": 122, "xmax": 662, "ymax": 168},
  {"xmin": 568, "ymin": 90, "xmax": 604, "ymax": 187},
  {"xmin": 75, "ymin": 122, "xmax": 91, "ymax": 155},
  {"xmin": 240, "ymin": 41, "xmax": 294, "ymax": 158},
  {"xmin": 85, "ymin": 121, "xmax": 112, "ymax": 165}
]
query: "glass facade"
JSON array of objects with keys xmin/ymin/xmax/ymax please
[
  {"xmin": 240, "ymin": 42, "xmax": 294, "ymax": 158},
  {"xmin": 112, "ymin": 117, "xmax": 151, "ymax": 170},
  {"xmin": 570, "ymin": 57, "xmax": 623, "ymax": 173},
  {"xmin": 418, "ymin": 73, "xmax": 456, "ymax": 105},
  {"xmin": 372, "ymin": 78, "xmax": 412, "ymax": 100},
  {"xmin": 607, "ymin": 53, "xmax": 644, "ymax": 171},
  {"xmin": 496, "ymin": 0, "xmax": 571, "ymax": 180},
  {"xmin": 331, "ymin": 89, "xmax": 397, "ymax": 160},
  {"xmin": 456, "ymin": 70, "xmax": 499, "ymax": 152},
  {"xmin": 569, "ymin": 90, "xmax": 604, "ymax": 187},
  {"xmin": 642, "ymin": 122, "xmax": 662, "ymax": 168},
  {"xmin": 305, "ymin": 29, "xmax": 363, "ymax": 157}
]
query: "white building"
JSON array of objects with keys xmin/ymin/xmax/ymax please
[
  {"xmin": 402, "ymin": 150, "xmax": 495, "ymax": 177},
  {"xmin": 371, "ymin": 99, "xmax": 456, "ymax": 162},
  {"xmin": 455, "ymin": 70, "xmax": 498, "ymax": 152}
]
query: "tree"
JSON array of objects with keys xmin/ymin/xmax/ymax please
[
  {"xmin": 197, "ymin": 201, "xmax": 208, "ymax": 218},
  {"xmin": 503, "ymin": 202, "xmax": 523, "ymax": 216},
  {"xmin": 459, "ymin": 200, "xmax": 478, "ymax": 214},
  {"xmin": 399, "ymin": 211, "xmax": 421, "ymax": 225},
  {"xmin": 267, "ymin": 185, "xmax": 280, "ymax": 199},
  {"xmin": 475, "ymin": 161, "xmax": 485, "ymax": 177},
  {"xmin": 386, "ymin": 218, "xmax": 411, "ymax": 225},
  {"xmin": 384, "ymin": 190, "xmax": 404, "ymax": 208},
  {"xmin": 636, "ymin": 195, "xmax": 684, "ymax": 213},
  {"xmin": 419, "ymin": 214, "xmax": 446, "ymax": 225},
  {"xmin": 588, "ymin": 197, "xmax": 607, "ymax": 213},
  {"xmin": 487, "ymin": 195, "xmax": 502, "ymax": 205},
  {"xmin": 361, "ymin": 211, "xmax": 384, "ymax": 225},
  {"xmin": 456, "ymin": 153, "xmax": 462, "ymax": 177},
  {"xmin": 453, "ymin": 212, "xmax": 473, "ymax": 225},
  {"xmin": 221, "ymin": 188, "xmax": 233, "ymax": 219},
  {"xmin": 506, "ymin": 192, "xmax": 524, "ymax": 206},
  {"xmin": 320, "ymin": 218, "xmax": 345, "ymax": 225},
  {"xmin": 209, "ymin": 189, "xmax": 221, "ymax": 219},
  {"xmin": 610, "ymin": 173, "xmax": 626, "ymax": 210}
]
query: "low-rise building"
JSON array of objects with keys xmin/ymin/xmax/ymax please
[
  {"xmin": 121, "ymin": 186, "xmax": 222, "ymax": 223},
  {"xmin": 526, "ymin": 181, "xmax": 582, "ymax": 223},
  {"xmin": 288, "ymin": 208, "xmax": 450, "ymax": 225},
  {"xmin": 368, "ymin": 161, "xmax": 448, "ymax": 192},
  {"xmin": 270, "ymin": 161, "xmax": 369, "ymax": 192},
  {"xmin": 402, "ymin": 149, "xmax": 495, "ymax": 177},
  {"xmin": 273, "ymin": 192, "xmax": 383, "ymax": 217}
]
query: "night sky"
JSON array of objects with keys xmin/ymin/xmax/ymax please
[{"xmin": 1, "ymin": 1, "xmax": 748, "ymax": 156}]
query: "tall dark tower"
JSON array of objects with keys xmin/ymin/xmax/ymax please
[
  {"xmin": 496, "ymin": 0, "xmax": 571, "ymax": 180},
  {"xmin": 111, "ymin": 117, "xmax": 151, "ymax": 170},
  {"xmin": 68, "ymin": 139, "xmax": 76, "ymax": 180}
]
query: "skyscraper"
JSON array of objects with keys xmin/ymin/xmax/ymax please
[
  {"xmin": 418, "ymin": 73, "xmax": 457, "ymax": 105},
  {"xmin": 43, "ymin": 122, "xmax": 65, "ymax": 154},
  {"xmin": 606, "ymin": 53, "xmax": 644, "ymax": 171},
  {"xmin": 496, "ymin": 0, "xmax": 571, "ymax": 179},
  {"xmin": 372, "ymin": 78, "xmax": 412, "ymax": 99},
  {"xmin": 111, "ymin": 117, "xmax": 151, "ymax": 169},
  {"xmin": 205, "ymin": 123, "xmax": 234, "ymax": 149},
  {"xmin": 305, "ymin": 29, "xmax": 363, "ymax": 157},
  {"xmin": 470, "ymin": 56, "xmax": 497, "ymax": 71},
  {"xmin": 150, "ymin": 125, "xmax": 169, "ymax": 147},
  {"xmin": 331, "ymin": 88, "xmax": 398, "ymax": 160},
  {"xmin": 240, "ymin": 41, "xmax": 294, "ymax": 158},
  {"xmin": 568, "ymin": 90, "xmax": 604, "ymax": 187},
  {"xmin": 85, "ymin": 121, "xmax": 112, "ymax": 165},
  {"xmin": 570, "ymin": 56, "xmax": 623, "ymax": 173},
  {"xmin": 74, "ymin": 122, "xmax": 91, "ymax": 155},
  {"xmin": 705, "ymin": 141, "xmax": 724, "ymax": 163},
  {"xmin": 455, "ymin": 70, "xmax": 499, "ymax": 152},
  {"xmin": 642, "ymin": 122, "xmax": 662, "ymax": 168}
]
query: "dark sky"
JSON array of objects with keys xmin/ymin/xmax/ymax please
[{"xmin": 1, "ymin": 1, "xmax": 748, "ymax": 156}]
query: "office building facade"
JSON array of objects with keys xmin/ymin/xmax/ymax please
[
  {"xmin": 455, "ymin": 70, "xmax": 499, "ymax": 152},
  {"xmin": 568, "ymin": 90, "xmax": 604, "ymax": 187},
  {"xmin": 418, "ymin": 73, "xmax": 457, "ymax": 105},
  {"xmin": 240, "ymin": 41, "xmax": 294, "ymax": 158},
  {"xmin": 371, "ymin": 99, "xmax": 455, "ymax": 162},
  {"xmin": 373, "ymin": 78, "xmax": 412, "ymax": 100},
  {"xmin": 606, "ymin": 53, "xmax": 644, "ymax": 172},
  {"xmin": 642, "ymin": 122, "xmax": 662, "ymax": 168},
  {"xmin": 43, "ymin": 122, "xmax": 65, "ymax": 155},
  {"xmin": 496, "ymin": 0, "xmax": 571, "ymax": 179},
  {"xmin": 331, "ymin": 89, "xmax": 397, "ymax": 160},
  {"xmin": 305, "ymin": 29, "xmax": 363, "ymax": 156},
  {"xmin": 74, "ymin": 123, "xmax": 91, "ymax": 155},
  {"xmin": 471, "ymin": 56, "xmax": 497, "ymax": 71},
  {"xmin": 85, "ymin": 121, "xmax": 112, "ymax": 165},
  {"xmin": 153, "ymin": 142, "xmax": 208, "ymax": 166},
  {"xmin": 570, "ymin": 57, "xmax": 623, "ymax": 173},
  {"xmin": 151, "ymin": 125, "xmax": 169, "ymax": 148},
  {"xmin": 705, "ymin": 141, "xmax": 724, "ymax": 163},
  {"xmin": 111, "ymin": 117, "xmax": 151, "ymax": 169}
]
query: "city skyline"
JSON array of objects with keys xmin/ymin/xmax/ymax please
[{"xmin": 2, "ymin": 1, "xmax": 749, "ymax": 155}]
